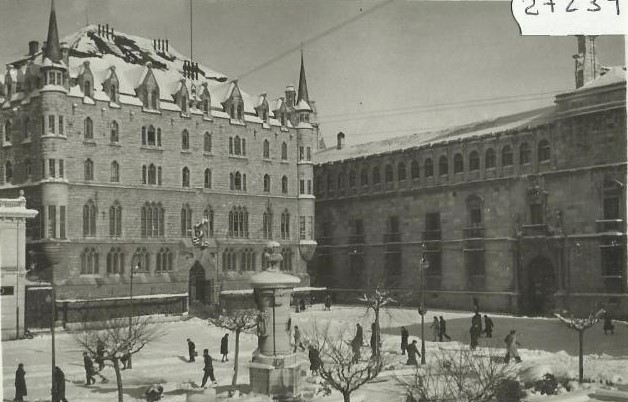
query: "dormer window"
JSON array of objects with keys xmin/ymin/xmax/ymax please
[
  {"xmin": 237, "ymin": 104, "xmax": 244, "ymax": 120},
  {"xmin": 281, "ymin": 114, "xmax": 287, "ymax": 127},
  {"xmin": 230, "ymin": 105, "xmax": 235, "ymax": 119},
  {"xmin": 110, "ymin": 84, "xmax": 118, "ymax": 103},
  {"xmin": 151, "ymin": 90, "xmax": 158, "ymax": 109},
  {"xmin": 84, "ymin": 80, "xmax": 92, "ymax": 97},
  {"xmin": 203, "ymin": 99, "xmax": 209, "ymax": 115}
]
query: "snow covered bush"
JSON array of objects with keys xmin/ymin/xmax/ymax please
[
  {"xmin": 496, "ymin": 378, "xmax": 526, "ymax": 402},
  {"xmin": 532, "ymin": 373, "xmax": 559, "ymax": 395}
]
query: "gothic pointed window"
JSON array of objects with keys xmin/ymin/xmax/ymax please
[
  {"xmin": 538, "ymin": 140, "xmax": 550, "ymax": 162},
  {"xmin": 84, "ymin": 159, "xmax": 94, "ymax": 181},
  {"xmin": 109, "ymin": 201, "xmax": 122, "ymax": 238},
  {"xmin": 264, "ymin": 174, "xmax": 271, "ymax": 193},
  {"xmin": 80, "ymin": 247, "xmax": 99, "ymax": 274},
  {"xmin": 234, "ymin": 172, "xmax": 242, "ymax": 191},
  {"xmin": 204, "ymin": 169, "xmax": 212, "ymax": 188},
  {"xmin": 110, "ymin": 121, "xmax": 119, "ymax": 143},
  {"xmin": 83, "ymin": 200, "xmax": 97, "ymax": 237},
  {"xmin": 84, "ymin": 117, "xmax": 93, "ymax": 140},
  {"xmin": 204, "ymin": 207, "xmax": 214, "ymax": 237},
  {"xmin": 182, "ymin": 130, "xmax": 190, "ymax": 150},
  {"xmin": 142, "ymin": 126, "xmax": 147, "ymax": 145},
  {"xmin": 281, "ymin": 142, "xmax": 288, "ymax": 160},
  {"xmin": 281, "ymin": 210, "xmax": 291, "ymax": 239},
  {"xmin": 263, "ymin": 208, "xmax": 273, "ymax": 239},
  {"xmin": 110, "ymin": 161, "xmax": 120, "ymax": 182},
  {"xmin": 151, "ymin": 90, "xmax": 158, "ymax": 109},
  {"xmin": 229, "ymin": 137, "xmax": 233, "ymax": 154},
  {"xmin": 180, "ymin": 204, "xmax": 192, "ymax": 237},
  {"xmin": 182, "ymin": 167, "xmax": 190, "ymax": 188},
  {"xmin": 106, "ymin": 247, "xmax": 124, "ymax": 274},
  {"xmin": 147, "ymin": 126, "xmax": 156, "ymax": 146},
  {"xmin": 204, "ymin": 132, "xmax": 212, "ymax": 153},
  {"xmin": 156, "ymin": 247, "xmax": 173, "ymax": 273},
  {"xmin": 282, "ymin": 175, "xmax": 288, "ymax": 194},
  {"xmin": 263, "ymin": 140, "xmax": 270, "ymax": 158}
]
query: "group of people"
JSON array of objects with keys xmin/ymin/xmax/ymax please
[
  {"xmin": 429, "ymin": 316, "xmax": 453, "ymax": 342},
  {"xmin": 469, "ymin": 312, "xmax": 494, "ymax": 350},
  {"xmin": 186, "ymin": 335, "xmax": 229, "ymax": 388}
]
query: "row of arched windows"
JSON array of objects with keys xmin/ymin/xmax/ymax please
[
  {"xmin": 223, "ymin": 247, "xmax": 293, "ymax": 272},
  {"xmin": 102, "ymin": 246, "xmax": 173, "ymax": 275},
  {"xmin": 324, "ymin": 140, "xmax": 551, "ymax": 192}
]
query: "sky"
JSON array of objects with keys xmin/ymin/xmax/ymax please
[{"xmin": 0, "ymin": 0, "xmax": 625, "ymax": 147}]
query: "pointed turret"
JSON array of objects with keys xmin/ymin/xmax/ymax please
[
  {"xmin": 44, "ymin": 0, "xmax": 62, "ymax": 63},
  {"xmin": 297, "ymin": 50, "xmax": 309, "ymax": 104}
]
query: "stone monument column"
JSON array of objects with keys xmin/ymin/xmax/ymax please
[{"xmin": 249, "ymin": 241, "xmax": 302, "ymax": 398}]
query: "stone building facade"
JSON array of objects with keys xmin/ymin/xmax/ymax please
[
  {"xmin": 312, "ymin": 37, "xmax": 627, "ymax": 317},
  {"xmin": 0, "ymin": 3, "xmax": 318, "ymax": 323}
]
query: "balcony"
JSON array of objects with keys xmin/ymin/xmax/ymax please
[
  {"xmin": 348, "ymin": 234, "xmax": 366, "ymax": 244},
  {"xmin": 521, "ymin": 224, "xmax": 548, "ymax": 236},
  {"xmin": 597, "ymin": 219, "xmax": 624, "ymax": 233},
  {"xmin": 383, "ymin": 232, "xmax": 402, "ymax": 243},
  {"xmin": 422, "ymin": 230, "xmax": 441, "ymax": 241},
  {"xmin": 463, "ymin": 226, "xmax": 484, "ymax": 239}
]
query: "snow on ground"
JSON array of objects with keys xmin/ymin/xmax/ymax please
[{"xmin": 2, "ymin": 305, "xmax": 627, "ymax": 402}]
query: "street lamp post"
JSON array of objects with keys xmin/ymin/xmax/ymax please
[
  {"xmin": 419, "ymin": 255, "xmax": 429, "ymax": 365},
  {"xmin": 127, "ymin": 257, "xmax": 140, "ymax": 370}
]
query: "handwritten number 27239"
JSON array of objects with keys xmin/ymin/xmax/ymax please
[{"xmin": 524, "ymin": 0, "xmax": 620, "ymax": 14}]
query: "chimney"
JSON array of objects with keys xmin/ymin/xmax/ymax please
[
  {"xmin": 153, "ymin": 39, "xmax": 157, "ymax": 50},
  {"xmin": 337, "ymin": 132, "xmax": 345, "ymax": 150},
  {"xmin": 165, "ymin": 39, "xmax": 169, "ymax": 52},
  {"xmin": 98, "ymin": 24, "xmax": 101, "ymax": 36},
  {"xmin": 110, "ymin": 28, "xmax": 115, "ymax": 39},
  {"xmin": 105, "ymin": 24, "xmax": 109, "ymax": 39},
  {"xmin": 183, "ymin": 61, "xmax": 188, "ymax": 78},
  {"xmin": 574, "ymin": 35, "xmax": 598, "ymax": 89},
  {"xmin": 195, "ymin": 63, "xmax": 199, "ymax": 80},
  {"xmin": 28, "ymin": 41, "xmax": 39, "ymax": 56},
  {"xmin": 285, "ymin": 85, "xmax": 296, "ymax": 108}
]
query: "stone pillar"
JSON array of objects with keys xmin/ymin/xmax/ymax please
[{"xmin": 249, "ymin": 241, "xmax": 303, "ymax": 398}]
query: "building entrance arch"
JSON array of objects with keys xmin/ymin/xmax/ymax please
[
  {"xmin": 189, "ymin": 262, "xmax": 206, "ymax": 304},
  {"xmin": 526, "ymin": 256, "xmax": 556, "ymax": 315}
]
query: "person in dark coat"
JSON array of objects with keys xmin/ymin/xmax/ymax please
[
  {"xmin": 299, "ymin": 298, "xmax": 306, "ymax": 312},
  {"xmin": 145, "ymin": 385, "xmax": 164, "ymax": 402},
  {"xmin": 406, "ymin": 340, "xmax": 420, "ymax": 366},
  {"xmin": 52, "ymin": 366, "xmax": 68, "ymax": 402},
  {"xmin": 293, "ymin": 326, "xmax": 306, "ymax": 352},
  {"xmin": 220, "ymin": 333, "xmax": 229, "ymax": 362},
  {"xmin": 370, "ymin": 322, "xmax": 378, "ymax": 356},
  {"xmin": 187, "ymin": 338, "xmax": 196, "ymax": 362},
  {"xmin": 400, "ymin": 326, "xmax": 409, "ymax": 355},
  {"xmin": 355, "ymin": 323, "xmax": 364, "ymax": 345},
  {"xmin": 83, "ymin": 351, "xmax": 96, "ymax": 385},
  {"xmin": 120, "ymin": 349, "xmax": 131, "ymax": 370},
  {"xmin": 604, "ymin": 313, "xmax": 615, "ymax": 335},
  {"xmin": 200, "ymin": 349, "xmax": 217, "ymax": 387},
  {"xmin": 14, "ymin": 363, "xmax": 27, "ymax": 402},
  {"xmin": 308, "ymin": 345, "xmax": 322, "ymax": 374},
  {"xmin": 439, "ymin": 316, "xmax": 451, "ymax": 341},
  {"xmin": 484, "ymin": 315, "xmax": 494, "ymax": 338},
  {"xmin": 472, "ymin": 312, "xmax": 483, "ymax": 336},
  {"xmin": 324, "ymin": 294, "xmax": 332, "ymax": 311},
  {"xmin": 96, "ymin": 340, "xmax": 106, "ymax": 371},
  {"xmin": 469, "ymin": 324, "xmax": 480, "ymax": 350}
]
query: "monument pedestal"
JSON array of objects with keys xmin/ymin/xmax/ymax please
[{"xmin": 250, "ymin": 353, "xmax": 303, "ymax": 397}]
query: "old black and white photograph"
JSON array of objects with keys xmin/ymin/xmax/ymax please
[{"xmin": 0, "ymin": 0, "xmax": 626, "ymax": 401}]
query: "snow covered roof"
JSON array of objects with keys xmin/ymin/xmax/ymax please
[
  {"xmin": 577, "ymin": 66, "xmax": 627, "ymax": 91},
  {"xmin": 314, "ymin": 106, "xmax": 557, "ymax": 165}
]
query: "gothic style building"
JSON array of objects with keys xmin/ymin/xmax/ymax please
[
  {"xmin": 0, "ymin": 2, "xmax": 318, "ymax": 323},
  {"xmin": 312, "ymin": 37, "xmax": 627, "ymax": 317}
]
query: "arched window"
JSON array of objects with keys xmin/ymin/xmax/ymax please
[
  {"xmin": 398, "ymin": 162, "xmax": 406, "ymax": 181},
  {"xmin": 134, "ymin": 247, "xmax": 150, "ymax": 272},
  {"xmin": 147, "ymin": 125, "xmax": 156, "ymax": 146},
  {"xmin": 4, "ymin": 120, "xmax": 12, "ymax": 143},
  {"xmin": 83, "ymin": 200, "xmax": 97, "ymax": 237},
  {"xmin": 84, "ymin": 159, "xmax": 94, "ymax": 181},
  {"xmin": 4, "ymin": 161, "xmax": 12, "ymax": 184},
  {"xmin": 181, "ymin": 204, "xmax": 192, "ymax": 237},
  {"xmin": 234, "ymin": 171, "xmax": 242, "ymax": 191},
  {"xmin": 424, "ymin": 158, "xmax": 434, "ymax": 177},
  {"xmin": 181, "ymin": 130, "xmax": 190, "ymax": 150},
  {"xmin": 263, "ymin": 208, "xmax": 273, "ymax": 239},
  {"xmin": 204, "ymin": 168, "xmax": 212, "ymax": 188},
  {"xmin": 337, "ymin": 172, "xmax": 345, "ymax": 189},
  {"xmin": 502, "ymin": 146, "xmax": 513, "ymax": 167},
  {"xmin": 453, "ymin": 153, "xmax": 464, "ymax": 173},
  {"xmin": 23, "ymin": 117, "xmax": 30, "ymax": 140},
  {"xmin": 466, "ymin": 194, "xmax": 483, "ymax": 229},
  {"xmin": 151, "ymin": 89, "xmax": 158, "ymax": 109},
  {"xmin": 110, "ymin": 121, "xmax": 119, "ymax": 143},
  {"xmin": 204, "ymin": 208, "xmax": 214, "ymax": 237},
  {"xmin": 141, "ymin": 126, "xmax": 146, "ymax": 145},
  {"xmin": 349, "ymin": 170, "xmax": 357, "ymax": 188},
  {"xmin": 148, "ymin": 164, "xmax": 157, "ymax": 185},
  {"xmin": 282, "ymin": 176, "xmax": 288, "ymax": 194},
  {"xmin": 156, "ymin": 247, "xmax": 173, "ymax": 273},
  {"xmin": 109, "ymin": 201, "xmax": 122, "ymax": 237},
  {"xmin": 142, "ymin": 165, "xmax": 147, "ymax": 184},
  {"xmin": 385, "ymin": 164, "xmax": 394, "ymax": 182},
  {"xmin": 242, "ymin": 138, "xmax": 246, "ymax": 156},
  {"xmin": 241, "ymin": 249, "xmax": 256, "ymax": 271},
  {"xmin": 234, "ymin": 136, "xmax": 241, "ymax": 155},
  {"xmin": 538, "ymin": 140, "xmax": 550, "ymax": 162},
  {"xmin": 519, "ymin": 142, "xmax": 531, "ymax": 165},
  {"xmin": 84, "ymin": 80, "xmax": 92, "ymax": 97},
  {"xmin": 84, "ymin": 117, "xmax": 93, "ymax": 140},
  {"xmin": 372, "ymin": 167, "xmax": 380, "ymax": 184},
  {"xmin": 263, "ymin": 140, "xmax": 270, "ymax": 158},
  {"xmin": 106, "ymin": 247, "xmax": 124, "ymax": 274},
  {"xmin": 469, "ymin": 151, "xmax": 480, "ymax": 171},
  {"xmin": 222, "ymin": 248, "xmax": 237, "ymax": 271},
  {"xmin": 141, "ymin": 202, "xmax": 165, "ymax": 238},
  {"xmin": 281, "ymin": 142, "xmax": 288, "ymax": 160},
  {"xmin": 182, "ymin": 167, "xmax": 190, "ymax": 188},
  {"xmin": 281, "ymin": 210, "xmax": 290, "ymax": 239},
  {"xmin": 204, "ymin": 132, "xmax": 212, "ymax": 152},
  {"xmin": 110, "ymin": 161, "xmax": 120, "ymax": 182},
  {"xmin": 228, "ymin": 206, "xmax": 249, "ymax": 238},
  {"xmin": 157, "ymin": 128, "xmax": 162, "ymax": 147},
  {"xmin": 80, "ymin": 247, "xmax": 99, "ymax": 274},
  {"xmin": 237, "ymin": 103, "xmax": 244, "ymax": 120},
  {"xmin": 360, "ymin": 168, "xmax": 369, "ymax": 186},
  {"xmin": 229, "ymin": 137, "xmax": 233, "ymax": 154},
  {"xmin": 263, "ymin": 174, "xmax": 271, "ymax": 193},
  {"xmin": 485, "ymin": 149, "xmax": 496, "ymax": 169},
  {"xmin": 410, "ymin": 160, "xmax": 419, "ymax": 179},
  {"xmin": 280, "ymin": 248, "xmax": 293, "ymax": 271},
  {"xmin": 439, "ymin": 156, "xmax": 448, "ymax": 176}
]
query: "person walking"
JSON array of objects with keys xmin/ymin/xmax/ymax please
[
  {"xmin": 604, "ymin": 313, "xmax": 615, "ymax": 335},
  {"xmin": 430, "ymin": 316, "xmax": 440, "ymax": 341},
  {"xmin": 400, "ymin": 326, "xmax": 409, "ymax": 355},
  {"xmin": 83, "ymin": 351, "xmax": 96, "ymax": 385},
  {"xmin": 324, "ymin": 294, "xmax": 332, "ymax": 311},
  {"xmin": 293, "ymin": 325, "xmax": 305, "ymax": 352},
  {"xmin": 14, "ymin": 363, "xmax": 27, "ymax": 402},
  {"xmin": 472, "ymin": 312, "xmax": 483, "ymax": 336},
  {"xmin": 200, "ymin": 349, "xmax": 217, "ymax": 387},
  {"xmin": 96, "ymin": 340, "xmax": 105, "ymax": 371},
  {"xmin": 406, "ymin": 340, "xmax": 420, "ymax": 366},
  {"xmin": 370, "ymin": 322, "xmax": 378, "ymax": 356},
  {"xmin": 355, "ymin": 323, "xmax": 364, "ymax": 346},
  {"xmin": 308, "ymin": 345, "xmax": 322, "ymax": 375},
  {"xmin": 187, "ymin": 338, "xmax": 196, "ymax": 362},
  {"xmin": 504, "ymin": 330, "xmax": 522, "ymax": 363},
  {"xmin": 484, "ymin": 315, "xmax": 494, "ymax": 338},
  {"xmin": 52, "ymin": 366, "xmax": 69, "ymax": 402},
  {"xmin": 469, "ymin": 324, "xmax": 480, "ymax": 350},
  {"xmin": 120, "ymin": 349, "xmax": 131, "ymax": 370},
  {"xmin": 220, "ymin": 333, "xmax": 229, "ymax": 362},
  {"xmin": 439, "ymin": 316, "xmax": 451, "ymax": 341}
]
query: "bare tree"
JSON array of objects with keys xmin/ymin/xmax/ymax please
[
  {"xmin": 306, "ymin": 322, "xmax": 384, "ymax": 402},
  {"xmin": 357, "ymin": 287, "xmax": 395, "ymax": 357},
  {"xmin": 397, "ymin": 346, "xmax": 515, "ymax": 402},
  {"xmin": 555, "ymin": 308, "xmax": 605, "ymax": 383},
  {"xmin": 73, "ymin": 317, "xmax": 162, "ymax": 402},
  {"xmin": 208, "ymin": 309, "xmax": 258, "ymax": 388}
]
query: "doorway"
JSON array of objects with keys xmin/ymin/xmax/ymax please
[{"xmin": 526, "ymin": 256, "xmax": 557, "ymax": 315}]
